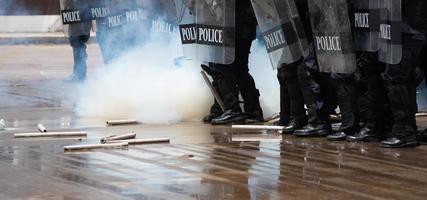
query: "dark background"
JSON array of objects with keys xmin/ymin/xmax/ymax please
[{"xmin": 0, "ymin": 0, "xmax": 59, "ymax": 15}]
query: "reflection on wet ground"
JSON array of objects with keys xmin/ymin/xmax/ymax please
[{"xmin": 1, "ymin": 45, "xmax": 427, "ymax": 199}]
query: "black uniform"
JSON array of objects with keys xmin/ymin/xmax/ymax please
[
  {"xmin": 379, "ymin": 1, "xmax": 427, "ymax": 147},
  {"xmin": 326, "ymin": 1, "xmax": 363, "ymax": 140},
  {"xmin": 279, "ymin": 0, "xmax": 331, "ymax": 136},
  {"xmin": 208, "ymin": 0, "xmax": 264, "ymax": 125},
  {"xmin": 347, "ymin": 52, "xmax": 391, "ymax": 142}
]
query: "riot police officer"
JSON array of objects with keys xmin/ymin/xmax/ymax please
[
  {"xmin": 60, "ymin": 0, "xmax": 92, "ymax": 82},
  {"xmin": 284, "ymin": 0, "xmax": 334, "ymax": 137},
  {"xmin": 378, "ymin": 1, "xmax": 427, "ymax": 147},
  {"xmin": 208, "ymin": 0, "xmax": 264, "ymax": 124}
]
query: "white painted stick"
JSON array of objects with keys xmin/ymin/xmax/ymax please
[
  {"xmin": 106, "ymin": 119, "xmax": 138, "ymax": 126},
  {"xmin": 231, "ymin": 135, "xmax": 282, "ymax": 142},
  {"xmin": 101, "ymin": 133, "xmax": 137, "ymax": 143},
  {"xmin": 64, "ymin": 142, "xmax": 128, "ymax": 151},
  {"xmin": 37, "ymin": 124, "xmax": 47, "ymax": 133},
  {"xmin": 14, "ymin": 131, "xmax": 87, "ymax": 138},
  {"xmin": 416, "ymin": 113, "xmax": 427, "ymax": 117},
  {"xmin": 231, "ymin": 125, "xmax": 284, "ymax": 131},
  {"xmin": 105, "ymin": 138, "xmax": 170, "ymax": 145}
]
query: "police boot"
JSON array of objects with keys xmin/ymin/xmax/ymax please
[
  {"xmin": 380, "ymin": 82, "xmax": 418, "ymax": 148},
  {"xmin": 203, "ymin": 101, "xmax": 223, "ymax": 123},
  {"xmin": 211, "ymin": 109, "xmax": 247, "ymax": 125},
  {"xmin": 327, "ymin": 127, "xmax": 357, "ymax": 141},
  {"xmin": 294, "ymin": 103, "xmax": 330, "ymax": 137},
  {"xmin": 380, "ymin": 134, "xmax": 419, "ymax": 148},
  {"xmin": 282, "ymin": 118, "xmax": 307, "ymax": 134},
  {"xmin": 347, "ymin": 126, "xmax": 383, "ymax": 142}
]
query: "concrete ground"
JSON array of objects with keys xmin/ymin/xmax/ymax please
[{"xmin": 1, "ymin": 44, "xmax": 427, "ymax": 200}]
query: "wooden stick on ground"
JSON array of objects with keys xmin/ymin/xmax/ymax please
[
  {"xmin": 106, "ymin": 119, "xmax": 138, "ymax": 126},
  {"xmin": 100, "ymin": 133, "xmax": 137, "ymax": 143},
  {"xmin": 105, "ymin": 138, "xmax": 170, "ymax": 145},
  {"xmin": 14, "ymin": 131, "xmax": 87, "ymax": 138},
  {"xmin": 64, "ymin": 142, "xmax": 128, "ymax": 151},
  {"xmin": 231, "ymin": 125, "xmax": 284, "ymax": 131}
]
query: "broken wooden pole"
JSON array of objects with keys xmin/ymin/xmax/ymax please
[
  {"xmin": 106, "ymin": 119, "xmax": 138, "ymax": 126},
  {"xmin": 14, "ymin": 131, "xmax": 87, "ymax": 138},
  {"xmin": 105, "ymin": 138, "xmax": 170, "ymax": 145},
  {"xmin": 37, "ymin": 123, "xmax": 47, "ymax": 133},
  {"xmin": 64, "ymin": 142, "xmax": 128, "ymax": 151},
  {"xmin": 231, "ymin": 125, "xmax": 284, "ymax": 131},
  {"xmin": 100, "ymin": 133, "xmax": 137, "ymax": 143}
]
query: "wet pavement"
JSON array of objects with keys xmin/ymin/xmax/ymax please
[{"xmin": 1, "ymin": 45, "xmax": 427, "ymax": 199}]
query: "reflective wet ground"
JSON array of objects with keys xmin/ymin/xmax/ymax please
[{"xmin": 1, "ymin": 45, "xmax": 427, "ymax": 200}]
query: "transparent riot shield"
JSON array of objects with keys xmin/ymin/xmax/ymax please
[
  {"xmin": 378, "ymin": 0, "xmax": 402, "ymax": 64},
  {"xmin": 59, "ymin": 0, "xmax": 92, "ymax": 37},
  {"xmin": 147, "ymin": 0, "xmax": 179, "ymax": 35},
  {"xmin": 175, "ymin": 0, "xmax": 198, "ymax": 60},
  {"xmin": 195, "ymin": 0, "xmax": 235, "ymax": 64},
  {"xmin": 308, "ymin": 0, "xmax": 357, "ymax": 74},
  {"xmin": 251, "ymin": 0, "xmax": 308, "ymax": 69},
  {"xmin": 350, "ymin": 0, "xmax": 381, "ymax": 52}
]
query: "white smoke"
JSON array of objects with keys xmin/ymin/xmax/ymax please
[
  {"xmin": 75, "ymin": 34, "xmax": 280, "ymax": 124},
  {"xmin": 249, "ymin": 40, "xmax": 280, "ymax": 118}
]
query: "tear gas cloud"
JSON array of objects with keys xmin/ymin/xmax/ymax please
[
  {"xmin": 76, "ymin": 32, "xmax": 280, "ymax": 124},
  {"xmin": 64, "ymin": 0, "xmax": 279, "ymax": 124}
]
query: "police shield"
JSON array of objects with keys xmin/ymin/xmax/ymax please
[
  {"xmin": 196, "ymin": 0, "xmax": 235, "ymax": 64},
  {"xmin": 175, "ymin": 0, "xmax": 235, "ymax": 64},
  {"xmin": 251, "ymin": 0, "xmax": 308, "ymax": 69},
  {"xmin": 143, "ymin": 0, "xmax": 178, "ymax": 35},
  {"xmin": 59, "ymin": 0, "xmax": 92, "ymax": 37},
  {"xmin": 175, "ymin": 0, "xmax": 197, "ymax": 60},
  {"xmin": 378, "ymin": 0, "xmax": 402, "ymax": 64},
  {"xmin": 349, "ymin": 0, "xmax": 381, "ymax": 52},
  {"xmin": 308, "ymin": 0, "xmax": 356, "ymax": 74},
  {"xmin": 101, "ymin": 0, "xmax": 140, "ymax": 30}
]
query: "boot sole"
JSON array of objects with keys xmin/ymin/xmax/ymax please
[
  {"xmin": 211, "ymin": 117, "xmax": 247, "ymax": 125},
  {"xmin": 294, "ymin": 130, "xmax": 329, "ymax": 137},
  {"xmin": 346, "ymin": 136, "xmax": 379, "ymax": 143},
  {"xmin": 380, "ymin": 141, "xmax": 419, "ymax": 148}
]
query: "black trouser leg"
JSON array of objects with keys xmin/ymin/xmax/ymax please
[
  {"xmin": 382, "ymin": 34, "xmax": 426, "ymax": 138},
  {"xmin": 297, "ymin": 64, "xmax": 330, "ymax": 125},
  {"xmin": 69, "ymin": 34, "xmax": 90, "ymax": 79},
  {"xmin": 232, "ymin": 39, "xmax": 263, "ymax": 119},
  {"xmin": 282, "ymin": 62, "xmax": 307, "ymax": 125},
  {"xmin": 96, "ymin": 31, "xmax": 113, "ymax": 64},
  {"xmin": 331, "ymin": 73, "xmax": 360, "ymax": 132},
  {"xmin": 359, "ymin": 52, "xmax": 389, "ymax": 132},
  {"xmin": 213, "ymin": 64, "xmax": 241, "ymax": 113},
  {"xmin": 277, "ymin": 69, "xmax": 291, "ymax": 124}
]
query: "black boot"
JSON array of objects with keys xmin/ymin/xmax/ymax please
[
  {"xmin": 346, "ymin": 126, "xmax": 382, "ymax": 142},
  {"xmin": 211, "ymin": 110, "xmax": 247, "ymax": 125},
  {"xmin": 380, "ymin": 134, "xmax": 419, "ymax": 148},
  {"xmin": 327, "ymin": 132, "xmax": 349, "ymax": 141},
  {"xmin": 282, "ymin": 119, "xmax": 307, "ymax": 134},
  {"xmin": 203, "ymin": 113, "xmax": 220, "ymax": 123},
  {"xmin": 294, "ymin": 123, "xmax": 330, "ymax": 137}
]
